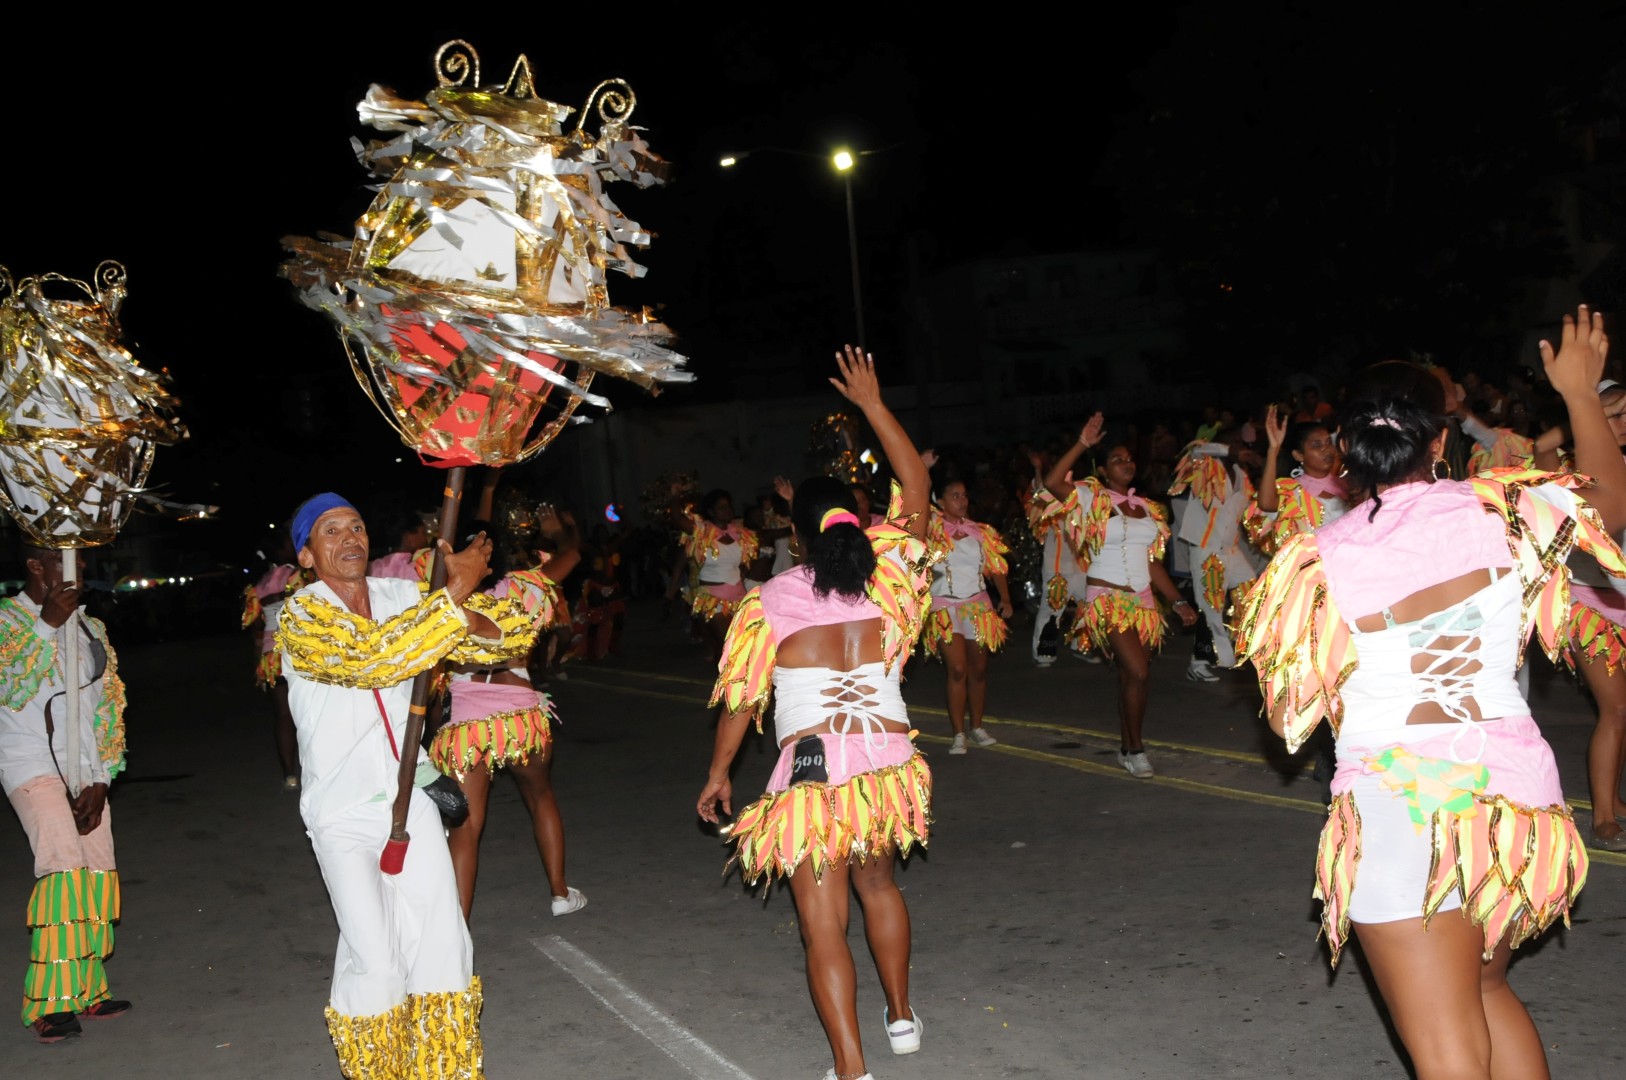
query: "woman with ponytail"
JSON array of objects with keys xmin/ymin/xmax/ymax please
[
  {"xmin": 924, "ymin": 476, "xmax": 1013, "ymax": 754},
  {"xmin": 698, "ymin": 346, "xmax": 937, "ymax": 1080},
  {"xmin": 1236, "ymin": 306, "xmax": 1626, "ymax": 1079}
]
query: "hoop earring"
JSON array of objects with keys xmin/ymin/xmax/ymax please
[
  {"xmin": 1289, "ymin": 465, "xmax": 1304, "ymax": 478},
  {"xmin": 1432, "ymin": 458, "xmax": 1449, "ymax": 481}
]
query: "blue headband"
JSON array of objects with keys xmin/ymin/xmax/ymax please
[{"xmin": 291, "ymin": 493, "xmax": 357, "ymax": 550}]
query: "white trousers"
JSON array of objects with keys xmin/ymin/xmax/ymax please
[{"xmin": 308, "ymin": 789, "xmax": 473, "ymax": 1017}]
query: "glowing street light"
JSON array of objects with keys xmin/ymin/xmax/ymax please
[{"xmin": 718, "ymin": 145, "xmax": 872, "ymax": 345}]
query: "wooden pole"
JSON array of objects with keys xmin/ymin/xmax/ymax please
[
  {"xmin": 379, "ymin": 466, "xmax": 467, "ymax": 874},
  {"xmin": 62, "ymin": 546, "xmax": 82, "ymax": 795}
]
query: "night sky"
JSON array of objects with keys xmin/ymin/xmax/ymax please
[{"xmin": 5, "ymin": 12, "xmax": 1625, "ymax": 559}]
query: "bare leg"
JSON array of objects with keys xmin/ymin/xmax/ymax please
[
  {"xmin": 851, "ymin": 854, "xmax": 912, "ymax": 1028},
  {"xmin": 787, "ymin": 860, "xmax": 865, "ymax": 1079},
  {"xmin": 1354, "ymin": 914, "xmax": 1547, "ymax": 1080},
  {"xmin": 272, "ymin": 680, "xmax": 299, "ymax": 778},
  {"xmin": 1578, "ymin": 655, "xmax": 1626, "ymax": 837},
  {"xmin": 706, "ymin": 613, "xmax": 730, "ymax": 666},
  {"xmin": 509, "ymin": 746, "xmax": 568, "ymax": 898},
  {"xmin": 938, "ymin": 636, "xmax": 969, "ymax": 735},
  {"xmin": 445, "ymin": 766, "xmax": 492, "ymax": 921},
  {"xmin": 1107, "ymin": 628, "xmax": 1150, "ymax": 751},
  {"xmin": 965, "ymin": 640, "xmax": 990, "ymax": 729}
]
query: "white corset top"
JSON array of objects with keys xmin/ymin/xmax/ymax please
[
  {"xmin": 772, "ymin": 661, "xmax": 906, "ymax": 744},
  {"xmin": 1089, "ymin": 512, "xmax": 1161, "ymax": 590},
  {"xmin": 1336, "ymin": 572, "xmax": 1525, "ymax": 761}
]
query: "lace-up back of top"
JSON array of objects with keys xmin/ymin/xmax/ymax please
[
  {"xmin": 1338, "ymin": 572, "xmax": 1526, "ymax": 759},
  {"xmin": 772, "ymin": 662, "xmax": 905, "ymax": 746}
]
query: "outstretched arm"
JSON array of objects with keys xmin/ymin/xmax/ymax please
[{"xmin": 830, "ymin": 345, "xmax": 928, "ymax": 536}]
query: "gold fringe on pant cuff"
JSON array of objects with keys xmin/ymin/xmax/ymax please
[{"xmin": 325, "ymin": 975, "xmax": 485, "ymax": 1080}]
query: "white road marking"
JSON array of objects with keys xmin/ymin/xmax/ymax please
[{"xmin": 532, "ymin": 935, "xmax": 760, "ymax": 1080}]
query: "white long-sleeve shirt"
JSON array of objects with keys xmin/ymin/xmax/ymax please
[
  {"xmin": 0, "ymin": 593, "xmax": 114, "ymax": 796},
  {"xmin": 281, "ymin": 578, "xmax": 443, "ymax": 829}
]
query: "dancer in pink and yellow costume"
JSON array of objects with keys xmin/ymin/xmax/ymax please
[
  {"xmin": 1244, "ymin": 404, "xmax": 1350, "ymax": 559},
  {"xmin": 673, "ymin": 490, "xmax": 761, "ymax": 663},
  {"xmin": 700, "ymin": 347, "xmax": 936, "ymax": 1080},
  {"xmin": 1557, "ymin": 379, "xmax": 1626, "ymax": 850},
  {"xmin": 924, "ymin": 478, "xmax": 1011, "ymax": 754},
  {"xmin": 242, "ymin": 533, "xmax": 310, "ymax": 790},
  {"xmin": 1036, "ymin": 416, "xmax": 1196, "ymax": 778},
  {"xmin": 435, "ymin": 504, "xmax": 587, "ymax": 917},
  {"xmin": 1236, "ymin": 307, "xmax": 1626, "ymax": 1080}
]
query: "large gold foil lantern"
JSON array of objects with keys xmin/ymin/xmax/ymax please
[
  {"xmin": 0, "ymin": 262, "xmax": 185, "ymax": 547},
  {"xmin": 282, "ymin": 40, "xmax": 691, "ymax": 468}
]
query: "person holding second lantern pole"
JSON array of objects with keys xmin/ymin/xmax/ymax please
[{"xmin": 1, "ymin": 546, "xmax": 131, "ymax": 1042}]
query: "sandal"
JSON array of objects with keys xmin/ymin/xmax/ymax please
[
  {"xmin": 31, "ymin": 1012, "xmax": 81, "ymax": 1043},
  {"xmin": 80, "ymin": 999, "xmax": 131, "ymax": 1020}
]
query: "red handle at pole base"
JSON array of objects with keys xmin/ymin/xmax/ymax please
[{"xmin": 379, "ymin": 836, "xmax": 409, "ymax": 875}]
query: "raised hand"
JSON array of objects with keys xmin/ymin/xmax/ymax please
[
  {"xmin": 830, "ymin": 345, "xmax": 881, "ymax": 410},
  {"xmin": 1079, "ymin": 412, "xmax": 1105, "ymax": 450},
  {"xmin": 772, "ymin": 475, "xmax": 795, "ymax": 505},
  {"xmin": 920, "ymin": 448, "xmax": 939, "ymax": 470},
  {"xmin": 536, "ymin": 503, "xmax": 563, "ymax": 539},
  {"xmin": 1542, "ymin": 304, "xmax": 1608, "ymax": 400},
  {"xmin": 1264, "ymin": 404, "xmax": 1288, "ymax": 450}
]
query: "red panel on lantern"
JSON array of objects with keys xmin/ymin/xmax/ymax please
[{"xmin": 379, "ymin": 306, "xmax": 558, "ymax": 466}]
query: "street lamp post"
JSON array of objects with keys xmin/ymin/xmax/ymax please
[
  {"xmin": 721, "ymin": 146, "xmax": 870, "ymax": 346},
  {"xmin": 832, "ymin": 149, "xmax": 865, "ymax": 347}
]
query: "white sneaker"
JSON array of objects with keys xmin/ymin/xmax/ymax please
[
  {"xmin": 1186, "ymin": 660, "xmax": 1220, "ymax": 682},
  {"xmin": 1074, "ymin": 649, "xmax": 1102, "ymax": 664},
  {"xmin": 948, "ymin": 733, "xmax": 968, "ymax": 755},
  {"xmin": 1032, "ymin": 654, "xmax": 1056, "ymax": 667},
  {"xmin": 970, "ymin": 727, "xmax": 997, "ymax": 747},
  {"xmin": 823, "ymin": 1071, "xmax": 875, "ymax": 1080},
  {"xmin": 884, "ymin": 1005, "xmax": 922, "ymax": 1054},
  {"xmin": 551, "ymin": 887, "xmax": 587, "ymax": 916},
  {"xmin": 1117, "ymin": 750, "xmax": 1154, "ymax": 778}
]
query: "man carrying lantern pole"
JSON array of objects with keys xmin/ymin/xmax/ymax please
[
  {"xmin": 0, "ymin": 546, "xmax": 130, "ymax": 1043},
  {"xmin": 0, "ymin": 261, "xmax": 188, "ymax": 1044},
  {"xmin": 280, "ymin": 42, "xmax": 688, "ymax": 1074},
  {"xmin": 276, "ymin": 493, "xmax": 534, "ymax": 1078}
]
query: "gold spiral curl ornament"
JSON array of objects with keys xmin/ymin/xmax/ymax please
[
  {"xmin": 435, "ymin": 40, "xmax": 479, "ymax": 88},
  {"xmin": 282, "ymin": 41, "xmax": 689, "ymax": 470}
]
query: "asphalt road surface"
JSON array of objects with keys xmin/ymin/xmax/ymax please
[{"xmin": 3, "ymin": 601, "xmax": 1623, "ymax": 1078}]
